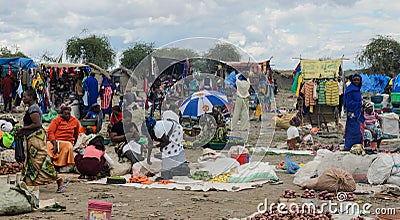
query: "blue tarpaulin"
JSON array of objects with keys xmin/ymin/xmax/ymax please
[
  {"xmin": 359, "ymin": 73, "xmax": 391, "ymax": 94},
  {"xmin": 0, "ymin": 57, "xmax": 37, "ymax": 73}
]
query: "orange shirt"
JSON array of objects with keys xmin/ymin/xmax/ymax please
[{"xmin": 47, "ymin": 116, "xmax": 80, "ymax": 143}]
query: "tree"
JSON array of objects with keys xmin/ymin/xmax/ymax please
[
  {"xmin": 65, "ymin": 34, "xmax": 116, "ymax": 69},
  {"xmin": 356, "ymin": 35, "xmax": 400, "ymax": 76},
  {"xmin": 205, "ymin": 43, "xmax": 241, "ymax": 62},
  {"xmin": 153, "ymin": 47, "xmax": 199, "ymax": 61},
  {"xmin": 120, "ymin": 42, "xmax": 155, "ymax": 70},
  {"xmin": 0, "ymin": 45, "xmax": 28, "ymax": 58}
]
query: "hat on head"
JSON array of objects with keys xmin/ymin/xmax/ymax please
[{"xmin": 162, "ymin": 110, "xmax": 179, "ymax": 122}]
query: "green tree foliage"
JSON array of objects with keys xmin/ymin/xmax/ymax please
[
  {"xmin": 153, "ymin": 47, "xmax": 199, "ymax": 61},
  {"xmin": 0, "ymin": 46, "xmax": 28, "ymax": 58},
  {"xmin": 357, "ymin": 35, "xmax": 400, "ymax": 76},
  {"xmin": 205, "ymin": 43, "xmax": 241, "ymax": 62},
  {"xmin": 65, "ymin": 34, "xmax": 116, "ymax": 69},
  {"xmin": 120, "ymin": 42, "xmax": 155, "ymax": 70}
]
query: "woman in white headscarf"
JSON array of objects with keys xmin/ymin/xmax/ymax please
[{"xmin": 145, "ymin": 111, "xmax": 190, "ymax": 180}]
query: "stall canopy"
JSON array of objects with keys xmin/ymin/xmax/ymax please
[
  {"xmin": 0, "ymin": 57, "xmax": 38, "ymax": 72},
  {"xmin": 300, "ymin": 58, "xmax": 342, "ymax": 79}
]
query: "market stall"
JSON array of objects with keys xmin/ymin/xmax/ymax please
[
  {"xmin": 40, "ymin": 63, "xmax": 90, "ymax": 111},
  {"xmin": 291, "ymin": 58, "xmax": 344, "ymax": 130}
]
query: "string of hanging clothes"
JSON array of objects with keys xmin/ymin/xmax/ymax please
[{"xmin": 291, "ymin": 64, "xmax": 341, "ymax": 113}]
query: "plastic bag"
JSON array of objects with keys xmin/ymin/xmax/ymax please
[
  {"xmin": 286, "ymin": 155, "xmax": 300, "ymax": 174},
  {"xmin": 15, "ymin": 136, "xmax": 25, "ymax": 163}
]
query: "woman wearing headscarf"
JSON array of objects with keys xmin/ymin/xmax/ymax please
[
  {"xmin": 344, "ymin": 74, "xmax": 364, "ymax": 150},
  {"xmin": 363, "ymin": 101, "xmax": 383, "ymax": 150},
  {"xmin": 47, "ymin": 106, "xmax": 80, "ymax": 170},
  {"xmin": 17, "ymin": 89, "xmax": 66, "ymax": 193},
  {"xmin": 146, "ymin": 111, "xmax": 190, "ymax": 180}
]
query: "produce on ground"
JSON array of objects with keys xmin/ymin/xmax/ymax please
[
  {"xmin": 210, "ymin": 173, "xmax": 231, "ymax": 183},
  {"xmin": 281, "ymin": 189, "xmax": 298, "ymax": 199},
  {"xmin": 0, "ymin": 162, "xmax": 23, "ymax": 175}
]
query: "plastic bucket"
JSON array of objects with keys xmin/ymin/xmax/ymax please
[{"xmin": 88, "ymin": 200, "xmax": 112, "ymax": 220}]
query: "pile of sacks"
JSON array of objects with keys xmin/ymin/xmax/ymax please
[{"xmin": 294, "ymin": 149, "xmax": 400, "ymax": 187}]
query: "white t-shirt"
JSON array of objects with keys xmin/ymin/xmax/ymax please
[
  {"xmin": 287, "ymin": 126, "xmax": 300, "ymax": 140},
  {"xmin": 236, "ymin": 75, "xmax": 250, "ymax": 98}
]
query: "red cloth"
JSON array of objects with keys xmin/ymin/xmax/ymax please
[
  {"xmin": 101, "ymin": 86, "xmax": 113, "ymax": 109},
  {"xmin": 47, "ymin": 116, "xmax": 80, "ymax": 143},
  {"xmin": 83, "ymin": 145, "xmax": 105, "ymax": 160},
  {"xmin": 110, "ymin": 112, "xmax": 122, "ymax": 126},
  {"xmin": 2, "ymin": 77, "xmax": 13, "ymax": 101}
]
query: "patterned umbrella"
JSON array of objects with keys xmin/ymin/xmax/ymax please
[{"xmin": 179, "ymin": 90, "xmax": 228, "ymax": 117}]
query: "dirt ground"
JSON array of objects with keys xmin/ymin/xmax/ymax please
[{"xmin": 3, "ymin": 92, "xmax": 399, "ymax": 220}]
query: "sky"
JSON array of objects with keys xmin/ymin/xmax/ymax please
[{"xmin": 1, "ymin": 0, "xmax": 400, "ymax": 70}]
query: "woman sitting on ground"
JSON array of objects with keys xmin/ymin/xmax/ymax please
[
  {"xmin": 287, "ymin": 117, "xmax": 302, "ymax": 150},
  {"xmin": 47, "ymin": 106, "xmax": 80, "ymax": 171},
  {"xmin": 110, "ymin": 111, "xmax": 145, "ymax": 164},
  {"xmin": 145, "ymin": 111, "xmax": 190, "ymax": 180},
  {"xmin": 107, "ymin": 105, "xmax": 122, "ymax": 136},
  {"xmin": 82, "ymin": 103, "xmax": 103, "ymax": 133},
  {"xmin": 363, "ymin": 102, "xmax": 383, "ymax": 150},
  {"xmin": 75, "ymin": 136, "xmax": 114, "ymax": 180}
]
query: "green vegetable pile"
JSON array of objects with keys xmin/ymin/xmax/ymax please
[{"xmin": 189, "ymin": 170, "xmax": 213, "ymax": 180}]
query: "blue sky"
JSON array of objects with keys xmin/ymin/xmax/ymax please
[{"xmin": 0, "ymin": 0, "xmax": 399, "ymax": 70}]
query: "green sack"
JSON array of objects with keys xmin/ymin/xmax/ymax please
[
  {"xmin": 0, "ymin": 182, "xmax": 39, "ymax": 216},
  {"xmin": 42, "ymin": 110, "xmax": 58, "ymax": 123}
]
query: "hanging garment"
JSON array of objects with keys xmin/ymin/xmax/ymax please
[
  {"xmin": 325, "ymin": 81, "xmax": 339, "ymax": 106},
  {"xmin": 313, "ymin": 83, "xmax": 318, "ymax": 100},
  {"xmin": 300, "ymin": 81, "xmax": 316, "ymax": 107},
  {"xmin": 291, "ymin": 71, "xmax": 300, "ymax": 93},
  {"xmin": 296, "ymin": 75, "xmax": 303, "ymax": 97},
  {"xmin": 317, "ymin": 81, "xmax": 326, "ymax": 105}
]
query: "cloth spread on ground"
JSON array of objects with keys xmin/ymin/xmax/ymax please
[
  {"xmin": 250, "ymin": 147, "xmax": 313, "ymax": 156},
  {"xmin": 88, "ymin": 175, "xmax": 270, "ymax": 192}
]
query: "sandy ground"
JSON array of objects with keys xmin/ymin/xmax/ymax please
[{"xmin": 3, "ymin": 92, "xmax": 399, "ymax": 220}]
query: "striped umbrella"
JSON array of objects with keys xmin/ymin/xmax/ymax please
[{"xmin": 179, "ymin": 90, "xmax": 228, "ymax": 117}]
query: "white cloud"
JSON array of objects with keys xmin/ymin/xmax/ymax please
[{"xmin": 0, "ymin": 0, "xmax": 399, "ymax": 70}]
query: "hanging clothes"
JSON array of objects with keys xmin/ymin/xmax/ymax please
[
  {"xmin": 300, "ymin": 81, "xmax": 316, "ymax": 107},
  {"xmin": 317, "ymin": 81, "xmax": 326, "ymax": 105},
  {"xmin": 291, "ymin": 71, "xmax": 300, "ymax": 93},
  {"xmin": 325, "ymin": 81, "xmax": 339, "ymax": 106},
  {"xmin": 295, "ymin": 74, "xmax": 303, "ymax": 97}
]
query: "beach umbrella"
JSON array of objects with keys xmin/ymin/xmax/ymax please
[{"xmin": 179, "ymin": 90, "xmax": 228, "ymax": 117}]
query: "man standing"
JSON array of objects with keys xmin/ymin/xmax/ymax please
[
  {"xmin": 231, "ymin": 73, "xmax": 250, "ymax": 131},
  {"xmin": 2, "ymin": 74, "xmax": 13, "ymax": 112},
  {"xmin": 83, "ymin": 72, "xmax": 99, "ymax": 110}
]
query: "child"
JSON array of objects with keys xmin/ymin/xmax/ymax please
[{"xmin": 287, "ymin": 117, "xmax": 302, "ymax": 150}]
